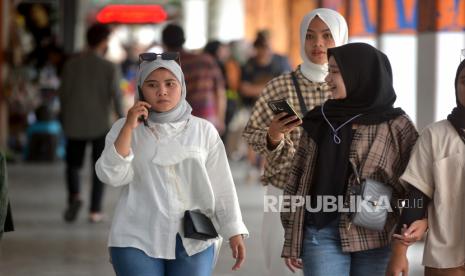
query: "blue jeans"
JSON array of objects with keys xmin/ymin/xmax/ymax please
[
  {"xmin": 301, "ymin": 220, "xmax": 391, "ymax": 276},
  {"xmin": 110, "ymin": 235, "xmax": 214, "ymax": 276}
]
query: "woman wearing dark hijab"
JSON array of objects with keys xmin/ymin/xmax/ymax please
[
  {"xmin": 243, "ymin": 9, "xmax": 349, "ymax": 275},
  {"xmin": 281, "ymin": 43, "xmax": 418, "ymax": 275},
  {"xmin": 386, "ymin": 60, "xmax": 465, "ymax": 276}
]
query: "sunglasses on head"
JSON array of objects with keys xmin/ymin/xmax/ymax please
[{"xmin": 138, "ymin": 52, "xmax": 181, "ymax": 66}]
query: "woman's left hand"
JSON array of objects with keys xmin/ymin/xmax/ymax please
[
  {"xmin": 229, "ymin": 234, "xmax": 246, "ymax": 271},
  {"xmin": 385, "ymin": 240, "xmax": 409, "ymax": 276}
]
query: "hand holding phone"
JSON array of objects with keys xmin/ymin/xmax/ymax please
[
  {"xmin": 266, "ymin": 98, "xmax": 302, "ymax": 148},
  {"xmin": 137, "ymin": 86, "xmax": 149, "ymax": 127},
  {"xmin": 124, "ymin": 101, "xmax": 151, "ymax": 130},
  {"xmin": 267, "ymin": 98, "xmax": 301, "ymax": 125}
]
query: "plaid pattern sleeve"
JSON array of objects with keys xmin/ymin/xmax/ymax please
[
  {"xmin": 242, "ymin": 67, "xmax": 331, "ymax": 189},
  {"xmin": 181, "ymin": 52, "xmax": 225, "ymax": 128},
  {"xmin": 280, "ymin": 114, "xmax": 419, "ymax": 257},
  {"xmin": 280, "ymin": 132, "xmax": 316, "ymax": 258}
]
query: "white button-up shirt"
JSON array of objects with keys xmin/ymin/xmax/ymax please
[{"xmin": 96, "ymin": 116, "xmax": 248, "ymax": 260}]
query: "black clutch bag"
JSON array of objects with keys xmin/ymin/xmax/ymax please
[{"xmin": 183, "ymin": 210, "xmax": 218, "ymax": 241}]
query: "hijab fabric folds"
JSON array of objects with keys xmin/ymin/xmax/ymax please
[
  {"xmin": 299, "ymin": 8, "xmax": 348, "ymax": 82},
  {"xmin": 136, "ymin": 59, "xmax": 192, "ymax": 124},
  {"xmin": 447, "ymin": 59, "xmax": 465, "ymax": 141},
  {"xmin": 302, "ymin": 43, "xmax": 405, "ymax": 229}
]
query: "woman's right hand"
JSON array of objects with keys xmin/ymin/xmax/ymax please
[
  {"xmin": 267, "ymin": 113, "xmax": 302, "ymax": 147},
  {"xmin": 125, "ymin": 101, "xmax": 151, "ymax": 129}
]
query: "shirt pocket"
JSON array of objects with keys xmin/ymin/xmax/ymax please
[{"xmin": 151, "ymin": 144, "xmax": 205, "ymax": 166}]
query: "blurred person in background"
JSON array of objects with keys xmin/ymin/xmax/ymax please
[
  {"xmin": 242, "ymin": 8, "xmax": 348, "ymax": 276},
  {"xmin": 240, "ymin": 30, "xmax": 292, "ymax": 180},
  {"xmin": 0, "ymin": 152, "xmax": 14, "ymax": 239},
  {"xmin": 162, "ymin": 24, "xmax": 226, "ymax": 135},
  {"xmin": 224, "ymin": 40, "xmax": 253, "ymax": 160},
  {"xmin": 24, "ymin": 104, "xmax": 64, "ymax": 162},
  {"xmin": 229, "ymin": 40, "xmax": 253, "ymax": 67},
  {"xmin": 240, "ymin": 30, "xmax": 292, "ymax": 108},
  {"xmin": 204, "ymin": 40, "xmax": 240, "ymax": 143},
  {"xmin": 59, "ymin": 23, "xmax": 124, "ymax": 223},
  {"xmin": 120, "ymin": 43, "xmax": 148, "ymax": 113}
]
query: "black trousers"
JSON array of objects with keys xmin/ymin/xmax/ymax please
[{"xmin": 65, "ymin": 135, "xmax": 106, "ymax": 213}]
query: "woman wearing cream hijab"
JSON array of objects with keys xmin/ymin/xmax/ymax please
[{"xmin": 243, "ymin": 8, "xmax": 348, "ymax": 276}]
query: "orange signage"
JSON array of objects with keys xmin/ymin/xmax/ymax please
[
  {"xmin": 322, "ymin": 0, "xmax": 465, "ymax": 35},
  {"xmin": 436, "ymin": 0, "xmax": 465, "ymax": 31},
  {"xmin": 380, "ymin": 0, "xmax": 417, "ymax": 34}
]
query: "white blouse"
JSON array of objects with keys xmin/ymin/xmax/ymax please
[{"xmin": 95, "ymin": 116, "xmax": 248, "ymax": 260}]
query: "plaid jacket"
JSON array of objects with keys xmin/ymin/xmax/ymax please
[
  {"xmin": 243, "ymin": 67, "xmax": 331, "ymax": 189},
  {"xmin": 281, "ymin": 115, "xmax": 419, "ymax": 257}
]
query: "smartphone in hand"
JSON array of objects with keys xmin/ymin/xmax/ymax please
[
  {"xmin": 267, "ymin": 98, "xmax": 301, "ymax": 125},
  {"xmin": 137, "ymin": 86, "xmax": 149, "ymax": 127}
]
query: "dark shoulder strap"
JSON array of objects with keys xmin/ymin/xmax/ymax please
[{"xmin": 291, "ymin": 71, "xmax": 308, "ymax": 114}]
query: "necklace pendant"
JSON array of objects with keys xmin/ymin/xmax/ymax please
[{"xmin": 333, "ymin": 133, "xmax": 342, "ymax": 144}]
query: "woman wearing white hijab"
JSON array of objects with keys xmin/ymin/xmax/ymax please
[
  {"xmin": 242, "ymin": 8, "xmax": 348, "ymax": 276},
  {"xmin": 96, "ymin": 56, "xmax": 249, "ymax": 276}
]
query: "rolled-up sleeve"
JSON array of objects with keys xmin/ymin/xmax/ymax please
[
  {"xmin": 206, "ymin": 138, "xmax": 249, "ymax": 240},
  {"xmin": 400, "ymin": 127, "xmax": 434, "ymax": 198},
  {"xmin": 95, "ymin": 119, "xmax": 135, "ymax": 187}
]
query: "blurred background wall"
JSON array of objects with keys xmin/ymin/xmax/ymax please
[{"xmin": 1, "ymin": 0, "xmax": 464, "ymax": 154}]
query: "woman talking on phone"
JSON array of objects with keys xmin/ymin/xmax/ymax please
[
  {"xmin": 242, "ymin": 8, "xmax": 348, "ymax": 276},
  {"xmin": 95, "ymin": 53, "xmax": 248, "ymax": 276}
]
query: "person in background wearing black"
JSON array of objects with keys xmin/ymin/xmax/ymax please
[
  {"xmin": 59, "ymin": 23, "xmax": 124, "ymax": 223},
  {"xmin": 0, "ymin": 152, "xmax": 14, "ymax": 239},
  {"xmin": 204, "ymin": 40, "xmax": 240, "ymax": 143}
]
